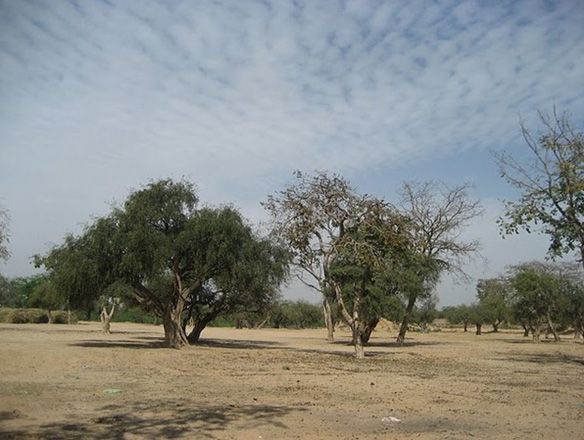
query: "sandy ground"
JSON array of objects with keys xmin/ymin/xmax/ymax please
[{"xmin": 0, "ymin": 322, "xmax": 583, "ymax": 439}]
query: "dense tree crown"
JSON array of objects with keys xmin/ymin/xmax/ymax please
[{"xmin": 35, "ymin": 179, "xmax": 289, "ymax": 348}]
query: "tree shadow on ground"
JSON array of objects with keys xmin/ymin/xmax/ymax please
[
  {"xmin": 0, "ymin": 400, "xmax": 305, "ymax": 440},
  {"xmin": 331, "ymin": 339, "xmax": 442, "ymax": 348},
  {"xmin": 70, "ymin": 339, "xmax": 167, "ymax": 349},
  {"xmin": 195, "ymin": 338, "xmax": 284, "ymax": 350},
  {"xmin": 498, "ymin": 352, "xmax": 584, "ymax": 367}
]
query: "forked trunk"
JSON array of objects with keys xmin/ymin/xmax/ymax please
[
  {"xmin": 522, "ymin": 324, "xmax": 530, "ymax": 337},
  {"xmin": 397, "ymin": 293, "xmax": 417, "ymax": 345},
  {"xmin": 323, "ymin": 297, "xmax": 335, "ymax": 342},
  {"xmin": 100, "ymin": 304, "xmax": 116, "ymax": 334}
]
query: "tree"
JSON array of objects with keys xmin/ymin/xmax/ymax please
[
  {"xmin": 476, "ymin": 277, "xmax": 510, "ymax": 332},
  {"xmin": 468, "ymin": 303, "xmax": 487, "ymax": 336},
  {"xmin": 179, "ymin": 207, "xmax": 289, "ymax": 343},
  {"xmin": 443, "ymin": 304, "xmax": 473, "ymax": 332},
  {"xmin": 508, "ymin": 262, "xmax": 565, "ymax": 342},
  {"xmin": 0, "ymin": 205, "xmax": 9, "ymax": 262},
  {"xmin": 263, "ymin": 171, "xmax": 362, "ymax": 342},
  {"xmin": 495, "ymin": 110, "xmax": 584, "ymax": 269},
  {"xmin": 37, "ymin": 179, "xmax": 288, "ymax": 348},
  {"xmin": 328, "ymin": 198, "xmax": 413, "ymax": 358},
  {"xmin": 28, "ymin": 276, "xmax": 65, "ymax": 323},
  {"xmin": 395, "ymin": 181, "xmax": 482, "ymax": 344}
]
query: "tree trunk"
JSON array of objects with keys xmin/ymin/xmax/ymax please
[
  {"xmin": 532, "ymin": 324, "xmax": 541, "ymax": 342},
  {"xmin": 475, "ymin": 323, "xmax": 482, "ymax": 335},
  {"xmin": 397, "ymin": 293, "xmax": 417, "ymax": 345},
  {"xmin": 163, "ymin": 305, "xmax": 188, "ymax": 349},
  {"xmin": 351, "ymin": 301, "xmax": 365, "ymax": 359},
  {"xmin": 360, "ymin": 317, "xmax": 379, "ymax": 344},
  {"xmin": 546, "ymin": 313, "xmax": 560, "ymax": 342},
  {"xmin": 493, "ymin": 321, "xmax": 500, "ymax": 332},
  {"xmin": 47, "ymin": 309, "xmax": 53, "ymax": 324},
  {"xmin": 187, "ymin": 314, "xmax": 216, "ymax": 344},
  {"xmin": 100, "ymin": 304, "xmax": 115, "ymax": 334},
  {"xmin": 522, "ymin": 324, "xmax": 530, "ymax": 337},
  {"xmin": 323, "ymin": 297, "xmax": 335, "ymax": 342},
  {"xmin": 463, "ymin": 321, "xmax": 468, "ymax": 332}
]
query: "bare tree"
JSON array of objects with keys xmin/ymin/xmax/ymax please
[
  {"xmin": 495, "ymin": 110, "xmax": 584, "ymax": 269},
  {"xmin": 396, "ymin": 181, "xmax": 482, "ymax": 344},
  {"xmin": 263, "ymin": 171, "xmax": 362, "ymax": 342}
]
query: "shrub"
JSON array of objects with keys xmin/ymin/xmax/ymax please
[
  {"xmin": 0, "ymin": 307, "xmax": 14, "ymax": 322},
  {"xmin": 51, "ymin": 310, "xmax": 78, "ymax": 324},
  {"xmin": 6, "ymin": 308, "xmax": 49, "ymax": 324}
]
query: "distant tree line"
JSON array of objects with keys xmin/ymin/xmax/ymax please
[{"xmin": 442, "ymin": 261, "xmax": 584, "ymax": 343}]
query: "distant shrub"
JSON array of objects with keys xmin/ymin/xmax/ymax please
[
  {"xmin": 0, "ymin": 308, "xmax": 14, "ymax": 322},
  {"xmin": 0, "ymin": 308, "xmax": 78, "ymax": 324},
  {"xmin": 112, "ymin": 306, "xmax": 158, "ymax": 324},
  {"xmin": 6, "ymin": 308, "xmax": 49, "ymax": 324},
  {"xmin": 51, "ymin": 310, "xmax": 78, "ymax": 324}
]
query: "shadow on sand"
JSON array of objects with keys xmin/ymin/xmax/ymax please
[{"xmin": 0, "ymin": 400, "xmax": 306, "ymax": 440}]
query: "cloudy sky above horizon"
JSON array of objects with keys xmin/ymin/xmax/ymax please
[{"xmin": 1, "ymin": 0, "xmax": 583, "ymax": 305}]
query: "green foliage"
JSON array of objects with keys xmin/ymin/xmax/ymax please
[
  {"xmin": 51, "ymin": 310, "xmax": 78, "ymax": 324},
  {"xmin": 496, "ymin": 111, "xmax": 584, "ymax": 265},
  {"xmin": 271, "ymin": 300, "xmax": 324, "ymax": 328},
  {"xmin": 476, "ymin": 278, "xmax": 511, "ymax": 330},
  {"xmin": 2, "ymin": 308, "xmax": 49, "ymax": 324},
  {"xmin": 0, "ymin": 275, "xmax": 45, "ymax": 308},
  {"xmin": 111, "ymin": 306, "xmax": 157, "ymax": 324}
]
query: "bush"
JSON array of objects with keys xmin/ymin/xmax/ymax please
[
  {"xmin": 51, "ymin": 310, "xmax": 78, "ymax": 324},
  {"xmin": 111, "ymin": 306, "xmax": 158, "ymax": 324},
  {"xmin": 0, "ymin": 307, "xmax": 78, "ymax": 324},
  {"xmin": 6, "ymin": 308, "xmax": 49, "ymax": 324}
]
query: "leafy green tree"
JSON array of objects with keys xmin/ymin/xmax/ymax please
[
  {"xmin": 37, "ymin": 179, "xmax": 288, "ymax": 348},
  {"xmin": 28, "ymin": 276, "xmax": 65, "ymax": 323},
  {"xmin": 476, "ymin": 277, "xmax": 511, "ymax": 332},
  {"xmin": 495, "ymin": 111, "xmax": 584, "ymax": 268},
  {"xmin": 271, "ymin": 300, "xmax": 324, "ymax": 329},
  {"xmin": 0, "ymin": 205, "xmax": 9, "ymax": 262},
  {"xmin": 443, "ymin": 304, "xmax": 473, "ymax": 332},
  {"xmin": 508, "ymin": 262, "xmax": 565, "ymax": 342},
  {"xmin": 179, "ymin": 207, "xmax": 289, "ymax": 343},
  {"xmin": 3, "ymin": 275, "xmax": 45, "ymax": 308},
  {"xmin": 329, "ymin": 198, "xmax": 414, "ymax": 358}
]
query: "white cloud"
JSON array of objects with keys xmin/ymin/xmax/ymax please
[{"xmin": 0, "ymin": 0, "xmax": 583, "ymax": 299}]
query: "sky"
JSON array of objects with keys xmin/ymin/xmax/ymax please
[{"xmin": 1, "ymin": 0, "xmax": 583, "ymax": 306}]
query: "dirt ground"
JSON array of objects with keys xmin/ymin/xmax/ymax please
[{"xmin": 0, "ymin": 322, "xmax": 583, "ymax": 439}]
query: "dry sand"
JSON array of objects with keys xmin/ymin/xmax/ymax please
[{"xmin": 0, "ymin": 322, "xmax": 583, "ymax": 439}]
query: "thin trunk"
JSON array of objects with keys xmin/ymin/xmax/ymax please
[
  {"xmin": 255, "ymin": 313, "xmax": 270, "ymax": 329},
  {"xmin": 352, "ymin": 298, "xmax": 365, "ymax": 359},
  {"xmin": 323, "ymin": 297, "xmax": 334, "ymax": 342},
  {"xmin": 100, "ymin": 304, "xmax": 115, "ymax": 334},
  {"xmin": 463, "ymin": 321, "xmax": 468, "ymax": 332},
  {"xmin": 546, "ymin": 313, "xmax": 560, "ymax": 342},
  {"xmin": 397, "ymin": 293, "xmax": 417, "ymax": 345},
  {"xmin": 492, "ymin": 321, "xmax": 500, "ymax": 332},
  {"xmin": 475, "ymin": 323, "xmax": 482, "ymax": 336},
  {"xmin": 522, "ymin": 324, "xmax": 530, "ymax": 337},
  {"xmin": 47, "ymin": 309, "xmax": 53, "ymax": 324}
]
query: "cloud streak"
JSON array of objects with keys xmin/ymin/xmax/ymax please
[{"xmin": 1, "ymin": 0, "xmax": 583, "ymax": 302}]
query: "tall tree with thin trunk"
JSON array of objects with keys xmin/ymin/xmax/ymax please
[
  {"xmin": 263, "ymin": 171, "xmax": 361, "ymax": 342},
  {"xmin": 395, "ymin": 181, "xmax": 482, "ymax": 344},
  {"xmin": 495, "ymin": 110, "xmax": 584, "ymax": 269}
]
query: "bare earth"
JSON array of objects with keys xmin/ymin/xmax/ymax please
[{"xmin": 0, "ymin": 322, "xmax": 583, "ymax": 439}]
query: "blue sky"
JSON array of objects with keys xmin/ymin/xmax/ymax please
[{"xmin": 1, "ymin": 0, "xmax": 583, "ymax": 305}]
